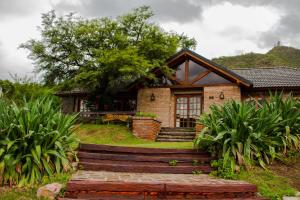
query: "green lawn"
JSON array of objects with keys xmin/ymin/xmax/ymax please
[
  {"xmin": 74, "ymin": 124, "xmax": 194, "ymax": 149},
  {"xmin": 237, "ymin": 168, "xmax": 297, "ymax": 200},
  {"xmin": 0, "ymin": 173, "xmax": 71, "ymax": 200}
]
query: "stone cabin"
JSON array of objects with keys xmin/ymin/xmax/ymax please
[{"xmin": 57, "ymin": 49, "xmax": 300, "ymax": 129}]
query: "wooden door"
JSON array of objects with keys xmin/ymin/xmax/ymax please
[{"xmin": 175, "ymin": 95, "xmax": 202, "ymax": 128}]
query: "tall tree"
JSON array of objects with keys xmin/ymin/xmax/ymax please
[{"xmin": 21, "ymin": 6, "xmax": 196, "ymax": 93}]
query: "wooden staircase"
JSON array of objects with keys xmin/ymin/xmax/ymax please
[
  {"xmin": 60, "ymin": 143, "xmax": 266, "ymax": 200},
  {"xmin": 77, "ymin": 143, "xmax": 213, "ymax": 174},
  {"xmin": 156, "ymin": 127, "xmax": 196, "ymax": 142}
]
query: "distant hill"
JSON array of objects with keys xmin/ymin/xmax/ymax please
[{"xmin": 212, "ymin": 46, "xmax": 300, "ymax": 69}]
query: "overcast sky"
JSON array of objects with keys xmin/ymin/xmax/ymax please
[{"xmin": 0, "ymin": 0, "xmax": 299, "ymax": 79}]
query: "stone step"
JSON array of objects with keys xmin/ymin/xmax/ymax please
[
  {"xmin": 159, "ymin": 131, "xmax": 196, "ymax": 136},
  {"xmin": 161, "ymin": 127, "xmax": 195, "ymax": 132},
  {"xmin": 157, "ymin": 135, "xmax": 195, "ymax": 139},
  {"xmin": 156, "ymin": 138, "xmax": 195, "ymax": 142}
]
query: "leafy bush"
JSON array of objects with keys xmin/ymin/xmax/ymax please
[
  {"xmin": 135, "ymin": 112, "xmax": 157, "ymax": 119},
  {"xmin": 195, "ymin": 92, "xmax": 300, "ymax": 172},
  {"xmin": 210, "ymin": 160, "xmax": 237, "ymax": 179},
  {"xmin": 0, "ymin": 79, "xmax": 56, "ymax": 104},
  {"xmin": 0, "ymin": 97, "xmax": 78, "ymax": 186}
]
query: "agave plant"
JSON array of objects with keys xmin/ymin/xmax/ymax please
[
  {"xmin": 0, "ymin": 97, "xmax": 78, "ymax": 186},
  {"xmin": 195, "ymin": 92, "xmax": 300, "ymax": 172}
]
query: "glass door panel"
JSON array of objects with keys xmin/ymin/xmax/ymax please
[{"xmin": 175, "ymin": 95, "xmax": 201, "ymax": 128}]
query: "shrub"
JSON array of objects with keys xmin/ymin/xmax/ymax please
[
  {"xmin": 0, "ymin": 97, "xmax": 78, "ymax": 186},
  {"xmin": 0, "ymin": 79, "xmax": 56, "ymax": 105},
  {"xmin": 135, "ymin": 112, "xmax": 157, "ymax": 119},
  {"xmin": 194, "ymin": 92, "xmax": 300, "ymax": 172}
]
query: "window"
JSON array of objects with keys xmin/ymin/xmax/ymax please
[
  {"xmin": 175, "ymin": 62, "xmax": 185, "ymax": 81},
  {"xmin": 193, "ymin": 72, "xmax": 231, "ymax": 85},
  {"xmin": 174, "ymin": 59, "xmax": 232, "ymax": 85},
  {"xmin": 188, "ymin": 60, "xmax": 208, "ymax": 81}
]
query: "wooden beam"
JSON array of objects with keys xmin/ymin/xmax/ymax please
[
  {"xmin": 190, "ymin": 71, "xmax": 211, "ymax": 84},
  {"xmin": 185, "ymin": 59, "xmax": 189, "ymax": 83},
  {"xmin": 186, "ymin": 52, "xmax": 252, "ymax": 87}
]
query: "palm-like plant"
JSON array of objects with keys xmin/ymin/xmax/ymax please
[
  {"xmin": 195, "ymin": 92, "xmax": 300, "ymax": 171},
  {"xmin": 0, "ymin": 97, "xmax": 78, "ymax": 186}
]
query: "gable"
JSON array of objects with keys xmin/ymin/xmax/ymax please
[
  {"xmin": 172, "ymin": 59, "xmax": 232, "ymax": 86},
  {"xmin": 167, "ymin": 49, "xmax": 252, "ymax": 88}
]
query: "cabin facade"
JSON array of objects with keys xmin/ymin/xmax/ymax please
[{"xmin": 57, "ymin": 49, "xmax": 300, "ymax": 130}]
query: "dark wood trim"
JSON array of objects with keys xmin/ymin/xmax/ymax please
[
  {"xmin": 185, "ymin": 59, "xmax": 189, "ymax": 83},
  {"xmin": 190, "ymin": 70, "xmax": 211, "ymax": 84},
  {"xmin": 174, "ymin": 94, "xmax": 202, "ymax": 128},
  {"xmin": 173, "ymin": 91, "xmax": 203, "ymax": 95},
  {"xmin": 187, "ymin": 52, "xmax": 251, "ymax": 87},
  {"xmin": 145, "ymin": 83, "xmax": 237, "ymax": 89},
  {"xmin": 167, "ymin": 52, "xmax": 251, "ymax": 87}
]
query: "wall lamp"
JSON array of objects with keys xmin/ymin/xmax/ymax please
[
  {"xmin": 150, "ymin": 93, "xmax": 156, "ymax": 101},
  {"xmin": 219, "ymin": 92, "xmax": 225, "ymax": 100}
]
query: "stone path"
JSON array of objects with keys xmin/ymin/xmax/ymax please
[{"xmin": 72, "ymin": 170, "xmax": 251, "ymax": 186}]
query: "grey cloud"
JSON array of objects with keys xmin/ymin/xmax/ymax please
[
  {"xmin": 0, "ymin": 0, "xmax": 40, "ymax": 19},
  {"xmin": 52, "ymin": 0, "xmax": 300, "ymax": 49},
  {"xmin": 52, "ymin": 0, "xmax": 203, "ymax": 23},
  {"xmin": 216, "ymin": 0, "xmax": 300, "ymax": 48}
]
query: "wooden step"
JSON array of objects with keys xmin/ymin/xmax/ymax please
[
  {"xmin": 60, "ymin": 198, "xmax": 266, "ymax": 200},
  {"xmin": 63, "ymin": 179, "xmax": 260, "ymax": 199},
  {"xmin": 79, "ymin": 162, "xmax": 213, "ymax": 173},
  {"xmin": 79, "ymin": 159, "xmax": 210, "ymax": 166},
  {"xmin": 77, "ymin": 143, "xmax": 213, "ymax": 174},
  {"xmin": 77, "ymin": 151, "xmax": 213, "ymax": 163},
  {"xmin": 78, "ymin": 143, "xmax": 207, "ymax": 155}
]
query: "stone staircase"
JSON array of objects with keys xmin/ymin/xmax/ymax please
[{"xmin": 156, "ymin": 127, "xmax": 196, "ymax": 142}]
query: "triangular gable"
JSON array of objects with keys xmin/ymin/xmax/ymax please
[{"xmin": 166, "ymin": 49, "xmax": 253, "ymax": 88}]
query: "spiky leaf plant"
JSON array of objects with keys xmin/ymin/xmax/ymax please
[
  {"xmin": 195, "ymin": 92, "xmax": 300, "ymax": 172},
  {"xmin": 0, "ymin": 97, "xmax": 78, "ymax": 186}
]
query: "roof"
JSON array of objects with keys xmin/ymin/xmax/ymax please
[
  {"xmin": 167, "ymin": 48, "xmax": 253, "ymax": 87},
  {"xmin": 233, "ymin": 67, "xmax": 300, "ymax": 89},
  {"xmin": 55, "ymin": 88, "xmax": 90, "ymax": 96}
]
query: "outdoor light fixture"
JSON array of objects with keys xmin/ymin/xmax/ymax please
[
  {"xmin": 219, "ymin": 92, "xmax": 225, "ymax": 99},
  {"xmin": 150, "ymin": 93, "xmax": 155, "ymax": 101}
]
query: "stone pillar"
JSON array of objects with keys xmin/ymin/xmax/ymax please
[{"xmin": 132, "ymin": 117, "xmax": 161, "ymax": 140}]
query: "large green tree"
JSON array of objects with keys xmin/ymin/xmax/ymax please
[{"xmin": 21, "ymin": 6, "xmax": 196, "ymax": 93}]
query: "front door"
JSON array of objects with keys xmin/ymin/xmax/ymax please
[{"xmin": 175, "ymin": 95, "xmax": 202, "ymax": 128}]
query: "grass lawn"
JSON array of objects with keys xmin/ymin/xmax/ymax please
[
  {"xmin": 237, "ymin": 168, "xmax": 297, "ymax": 200},
  {"xmin": 0, "ymin": 173, "xmax": 71, "ymax": 200},
  {"xmin": 74, "ymin": 123, "xmax": 194, "ymax": 149}
]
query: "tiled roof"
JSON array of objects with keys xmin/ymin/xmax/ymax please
[{"xmin": 233, "ymin": 67, "xmax": 300, "ymax": 88}]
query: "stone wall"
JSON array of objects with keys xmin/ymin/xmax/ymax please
[
  {"xmin": 137, "ymin": 88, "xmax": 172, "ymax": 127},
  {"xmin": 203, "ymin": 85, "xmax": 241, "ymax": 112},
  {"xmin": 132, "ymin": 117, "xmax": 161, "ymax": 140}
]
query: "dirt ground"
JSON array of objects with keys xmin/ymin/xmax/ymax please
[{"xmin": 269, "ymin": 158, "xmax": 300, "ymax": 191}]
